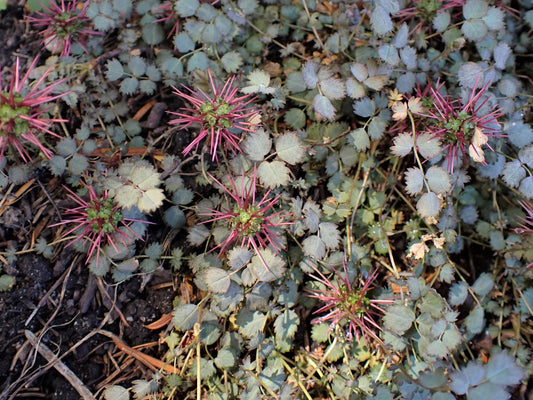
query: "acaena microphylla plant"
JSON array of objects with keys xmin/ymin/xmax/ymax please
[
  {"xmin": 0, "ymin": 57, "xmax": 67, "ymax": 162},
  {"xmin": 51, "ymin": 179, "xmax": 149, "ymax": 266},
  {"xmin": 201, "ymin": 167, "xmax": 292, "ymax": 268},
  {"xmin": 413, "ymin": 79, "xmax": 503, "ymax": 172},
  {"xmin": 307, "ymin": 264, "xmax": 393, "ymax": 344},
  {"xmin": 168, "ymin": 70, "xmax": 260, "ymax": 163},
  {"xmin": 513, "ymin": 200, "xmax": 533, "ymax": 268},
  {"xmin": 26, "ymin": 0, "xmax": 101, "ymax": 57}
]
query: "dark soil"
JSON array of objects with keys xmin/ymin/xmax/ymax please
[{"xmin": 0, "ymin": 2, "xmax": 176, "ymax": 399}]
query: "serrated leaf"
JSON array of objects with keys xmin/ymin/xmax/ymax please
[
  {"xmin": 463, "ymin": 0, "xmax": 488, "ymax": 19},
  {"xmin": 383, "ymin": 305, "xmax": 415, "ymax": 335},
  {"xmin": 257, "ymin": 160, "xmax": 290, "ymax": 188},
  {"xmin": 175, "ymin": 0, "xmax": 198, "ymax": 17},
  {"xmin": 346, "ymin": 78, "xmax": 366, "ymax": 99},
  {"xmin": 88, "ymin": 255, "xmax": 111, "ymax": 276},
  {"xmin": 115, "ymin": 185, "xmax": 140, "ymax": 209},
  {"xmin": 128, "ymin": 56, "xmax": 146, "ymax": 76},
  {"xmin": 311, "ymin": 323, "xmax": 331, "ymax": 343},
  {"xmin": 486, "ymin": 351, "xmax": 525, "ymax": 385},
  {"xmin": 350, "ymin": 128, "xmax": 370, "ymax": 151},
  {"xmin": 450, "ymin": 362, "xmax": 486, "ymax": 395},
  {"xmin": 242, "ymin": 70, "xmax": 275, "ymax": 95},
  {"xmin": 284, "ymin": 108, "xmax": 306, "ymax": 129},
  {"xmin": 370, "ymin": 5, "xmax": 393, "ymax": 36},
  {"xmin": 104, "ymin": 385, "xmax": 130, "ymax": 400},
  {"xmin": 405, "ymin": 167, "xmax": 424, "ymax": 195},
  {"xmin": 174, "ymin": 32, "xmax": 195, "ymax": 53},
  {"xmin": 462, "ymin": 19, "xmax": 488, "ymax": 41},
  {"xmin": 120, "ymin": 77, "xmax": 139, "ymax": 95},
  {"xmin": 275, "ymin": 132, "xmax": 305, "ymax": 165},
  {"xmin": 458, "ymin": 62, "xmax": 484, "ymax": 88},
  {"xmin": 440, "ymin": 263, "xmax": 455, "ymax": 283},
  {"xmin": 426, "ymin": 339, "xmax": 448, "ymax": 358},
  {"xmin": 502, "ymin": 160, "xmax": 525, "ymax": 188},
  {"xmin": 417, "ymin": 192, "xmax": 442, "ymax": 219},
  {"xmin": 353, "ymin": 98, "xmax": 375, "ymax": 117},
  {"xmin": 417, "ymin": 133, "xmax": 442, "ymax": 159},
  {"xmin": 201, "ymin": 267, "xmax": 231, "ymax": 294},
  {"xmin": 302, "ymin": 61, "xmax": 319, "ymax": 89},
  {"xmin": 221, "ymin": 51, "xmax": 243, "ymax": 73},
  {"xmin": 106, "ymin": 59, "xmax": 124, "ymax": 81},
  {"xmin": 465, "ymin": 307, "xmax": 485, "ymax": 334},
  {"xmin": 318, "ymin": 222, "xmax": 340, "ymax": 250},
  {"xmin": 493, "ymin": 42, "xmax": 511, "ymax": 70},
  {"xmin": 365, "ymin": 76, "xmax": 389, "ymax": 92},
  {"xmin": 426, "ymin": 166, "xmax": 451, "ymax": 194},
  {"xmin": 433, "ymin": 11, "xmax": 451, "ymax": 32},
  {"xmin": 483, "ymin": 7, "xmax": 504, "ymax": 30},
  {"xmin": 235, "ymin": 309, "xmax": 266, "ymax": 338},
  {"xmin": 188, "ymin": 225, "xmax": 210, "ymax": 246},
  {"xmin": 215, "ymin": 348, "xmax": 236, "ymax": 369},
  {"xmin": 132, "ymin": 379, "xmax": 156, "ymax": 399},
  {"xmin": 471, "ymin": 273, "xmax": 493, "ymax": 297},
  {"xmin": 129, "ymin": 165, "xmax": 160, "ymax": 190},
  {"xmin": 419, "ymin": 290, "xmax": 445, "ymax": 318},
  {"xmin": 274, "ymin": 309, "xmax": 299, "ymax": 340},
  {"xmin": 320, "ymin": 77, "xmax": 345, "ymax": 100},
  {"xmin": 350, "ymin": 63, "xmax": 368, "ymax": 81},
  {"xmin": 173, "ymin": 304, "xmax": 199, "ymax": 331},
  {"xmin": 392, "ymin": 133, "xmax": 413, "ymax": 157},
  {"xmin": 248, "ymin": 248, "xmax": 286, "ymax": 281},
  {"xmin": 312, "ymin": 94, "xmax": 336, "ymax": 120},
  {"xmin": 449, "ymin": 281, "xmax": 469, "ymax": 306},
  {"xmin": 302, "ymin": 235, "xmax": 326, "ymax": 260},
  {"xmin": 138, "ymin": 188, "xmax": 165, "ymax": 213},
  {"xmin": 227, "ymin": 247, "xmax": 253, "ymax": 270},
  {"xmin": 379, "ymin": 44, "xmax": 400, "ymax": 66},
  {"xmin": 468, "ymin": 382, "xmax": 510, "ymax": 400},
  {"xmin": 243, "ymin": 129, "xmax": 272, "ymax": 161}
]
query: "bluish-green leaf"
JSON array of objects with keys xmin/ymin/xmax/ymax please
[
  {"xmin": 106, "ymin": 59, "xmax": 124, "ymax": 80},
  {"xmin": 465, "ymin": 307, "xmax": 485, "ymax": 334},
  {"xmin": 172, "ymin": 303, "xmax": 199, "ymax": 331},
  {"xmin": 485, "ymin": 351, "xmax": 525, "ymax": 385},
  {"xmin": 275, "ymin": 132, "xmax": 305, "ymax": 165},
  {"xmin": 383, "ymin": 305, "xmax": 415, "ymax": 335},
  {"xmin": 235, "ymin": 309, "xmax": 266, "ymax": 338},
  {"xmin": 274, "ymin": 309, "xmax": 299, "ymax": 340}
]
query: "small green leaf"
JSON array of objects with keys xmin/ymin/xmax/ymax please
[
  {"xmin": 302, "ymin": 235, "xmax": 326, "ymax": 260},
  {"xmin": 311, "ymin": 323, "xmax": 331, "ymax": 343},
  {"xmin": 257, "ymin": 160, "xmax": 290, "ymax": 188},
  {"xmin": 274, "ymin": 309, "xmax": 299, "ymax": 340},
  {"xmin": 417, "ymin": 192, "xmax": 442, "ymax": 219},
  {"xmin": 201, "ymin": 267, "xmax": 231, "ymax": 294},
  {"xmin": 221, "ymin": 51, "xmax": 243, "ymax": 73},
  {"xmin": 248, "ymin": 248, "xmax": 286, "ymax": 281},
  {"xmin": 0, "ymin": 274, "xmax": 15, "ymax": 291},
  {"xmin": 465, "ymin": 307, "xmax": 485, "ymax": 334},
  {"xmin": 383, "ymin": 305, "xmax": 415, "ymax": 335},
  {"xmin": 485, "ymin": 351, "xmax": 525, "ymax": 385},
  {"xmin": 106, "ymin": 59, "xmax": 124, "ymax": 81},
  {"xmin": 104, "ymin": 385, "xmax": 130, "ymax": 400},
  {"xmin": 215, "ymin": 348, "xmax": 236, "ymax": 369},
  {"xmin": 235, "ymin": 308, "xmax": 266, "ymax": 338},
  {"xmin": 173, "ymin": 304, "xmax": 199, "ymax": 331},
  {"xmin": 243, "ymin": 129, "xmax": 271, "ymax": 161},
  {"xmin": 275, "ymin": 132, "xmax": 305, "ymax": 165}
]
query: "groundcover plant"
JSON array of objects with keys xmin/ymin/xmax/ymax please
[{"xmin": 0, "ymin": 0, "xmax": 532, "ymax": 399}]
